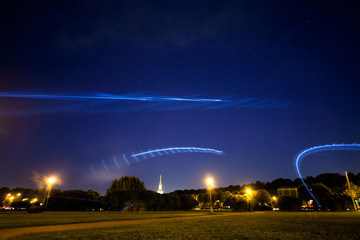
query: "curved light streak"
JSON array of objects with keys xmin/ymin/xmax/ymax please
[
  {"xmin": 294, "ymin": 143, "xmax": 360, "ymax": 206},
  {"xmin": 130, "ymin": 147, "xmax": 224, "ymax": 159},
  {"xmin": 92, "ymin": 147, "xmax": 224, "ymax": 174}
]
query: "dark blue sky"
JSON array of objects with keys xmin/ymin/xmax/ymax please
[{"xmin": 1, "ymin": 1, "xmax": 360, "ymax": 194}]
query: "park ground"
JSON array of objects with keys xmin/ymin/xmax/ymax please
[{"xmin": 1, "ymin": 211, "xmax": 360, "ymax": 239}]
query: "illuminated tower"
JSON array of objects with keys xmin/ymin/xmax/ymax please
[{"xmin": 157, "ymin": 175, "xmax": 164, "ymax": 194}]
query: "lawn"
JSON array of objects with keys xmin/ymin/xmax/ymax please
[
  {"xmin": 2, "ymin": 211, "xmax": 360, "ymax": 239},
  {"xmin": 0, "ymin": 211, "xmax": 205, "ymax": 229}
]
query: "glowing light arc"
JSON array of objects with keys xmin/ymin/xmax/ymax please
[
  {"xmin": 294, "ymin": 143, "xmax": 360, "ymax": 206},
  {"xmin": 130, "ymin": 147, "xmax": 224, "ymax": 159},
  {"xmin": 91, "ymin": 147, "xmax": 224, "ymax": 174}
]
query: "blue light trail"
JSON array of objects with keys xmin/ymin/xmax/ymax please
[
  {"xmin": 122, "ymin": 154, "xmax": 130, "ymax": 165},
  {"xmin": 130, "ymin": 147, "xmax": 224, "ymax": 159},
  {"xmin": 101, "ymin": 160, "xmax": 109, "ymax": 173},
  {"xmin": 0, "ymin": 92, "xmax": 222, "ymax": 102},
  {"xmin": 0, "ymin": 91, "xmax": 293, "ymax": 116},
  {"xmin": 90, "ymin": 147, "xmax": 224, "ymax": 175},
  {"xmin": 113, "ymin": 156, "xmax": 120, "ymax": 169},
  {"xmin": 294, "ymin": 143, "xmax": 360, "ymax": 206}
]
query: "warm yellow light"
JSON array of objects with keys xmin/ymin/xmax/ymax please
[
  {"xmin": 47, "ymin": 177, "xmax": 56, "ymax": 184},
  {"xmin": 10, "ymin": 196, "xmax": 14, "ymax": 200},
  {"xmin": 7, "ymin": 193, "xmax": 11, "ymax": 197},
  {"xmin": 246, "ymin": 189, "xmax": 252, "ymax": 195},
  {"xmin": 17, "ymin": 193, "xmax": 21, "ymax": 196},
  {"xmin": 206, "ymin": 178, "xmax": 214, "ymax": 186},
  {"xmin": 272, "ymin": 196, "xmax": 277, "ymax": 200}
]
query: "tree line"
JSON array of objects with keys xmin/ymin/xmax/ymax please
[
  {"xmin": 0, "ymin": 187, "xmax": 106, "ymax": 211},
  {"xmin": 177, "ymin": 172, "xmax": 360, "ymax": 211},
  {"xmin": 1, "ymin": 172, "xmax": 360, "ymax": 211}
]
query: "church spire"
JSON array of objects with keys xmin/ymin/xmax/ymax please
[{"xmin": 157, "ymin": 175, "xmax": 164, "ymax": 194}]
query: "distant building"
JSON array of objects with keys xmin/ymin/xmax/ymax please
[
  {"xmin": 157, "ymin": 175, "xmax": 164, "ymax": 194},
  {"xmin": 277, "ymin": 187, "xmax": 298, "ymax": 198}
]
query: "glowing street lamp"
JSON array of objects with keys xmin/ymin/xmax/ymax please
[
  {"xmin": 246, "ymin": 188, "xmax": 252, "ymax": 212},
  {"xmin": 44, "ymin": 176, "xmax": 57, "ymax": 206},
  {"xmin": 48, "ymin": 177, "xmax": 56, "ymax": 184},
  {"xmin": 4, "ymin": 194, "xmax": 12, "ymax": 207},
  {"xmin": 272, "ymin": 196, "xmax": 278, "ymax": 209},
  {"xmin": 206, "ymin": 178, "xmax": 214, "ymax": 214}
]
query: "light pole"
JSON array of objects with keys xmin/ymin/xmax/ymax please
[
  {"xmin": 207, "ymin": 178, "xmax": 214, "ymax": 214},
  {"xmin": 272, "ymin": 196, "xmax": 277, "ymax": 209},
  {"xmin": 45, "ymin": 177, "xmax": 56, "ymax": 207},
  {"xmin": 246, "ymin": 189, "xmax": 252, "ymax": 212}
]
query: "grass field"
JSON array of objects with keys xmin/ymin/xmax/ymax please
[
  {"xmin": 0, "ymin": 211, "xmax": 205, "ymax": 229},
  {"xmin": 2, "ymin": 211, "xmax": 360, "ymax": 239}
]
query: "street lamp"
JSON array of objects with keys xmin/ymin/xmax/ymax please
[
  {"xmin": 44, "ymin": 176, "xmax": 56, "ymax": 206},
  {"xmin": 48, "ymin": 177, "xmax": 56, "ymax": 184},
  {"xmin": 206, "ymin": 178, "xmax": 214, "ymax": 214},
  {"xmin": 4, "ymin": 194, "xmax": 12, "ymax": 207},
  {"xmin": 272, "ymin": 196, "xmax": 278, "ymax": 209},
  {"xmin": 246, "ymin": 188, "xmax": 252, "ymax": 212}
]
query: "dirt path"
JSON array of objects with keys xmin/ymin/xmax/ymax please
[{"xmin": 0, "ymin": 212, "xmax": 247, "ymax": 239}]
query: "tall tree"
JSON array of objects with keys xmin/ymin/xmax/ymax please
[
  {"xmin": 105, "ymin": 176, "xmax": 146, "ymax": 210},
  {"xmin": 106, "ymin": 176, "xmax": 145, "ymax": 193}
]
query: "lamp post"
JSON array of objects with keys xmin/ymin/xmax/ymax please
[
  {"xmin": 207, "ymin": 178, "xmax": 214, "ymax": 214},
  {"xmin": 272, "ymin": 196, "xmax": 277, "ymax": 209},
  {"xmin": 4, "ymin": 194, "xmax": 12, "ymax": 207},
  {"xmin": 246, "ymin": 188, "xmax": 252, "ymax": 212},
  {"xmin": 45, "ymin": 177, "xmax": 56, "ymax": 207},
  {"xmin": 16, "ymin": 193, "xmax": 21, "ymax": 200}
]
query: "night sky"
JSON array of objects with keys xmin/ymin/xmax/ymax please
[{"xmin": 1, "ymin": 1, "xmax": 360, "ymax": 194}]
